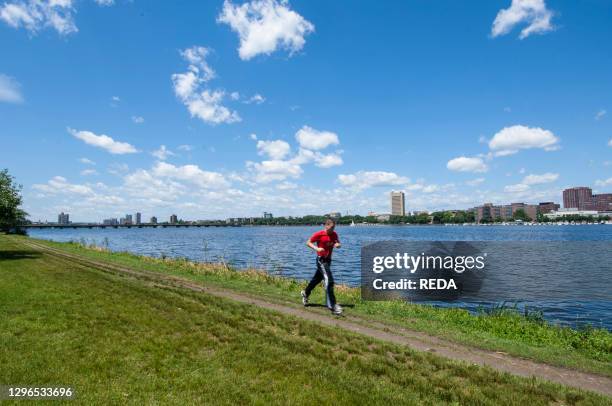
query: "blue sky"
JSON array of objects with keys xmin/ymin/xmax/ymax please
[{"xmin": 1, "ymin": 0, "xmax": 611, "ymax": 222}]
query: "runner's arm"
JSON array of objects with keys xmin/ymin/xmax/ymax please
[{"xmin": 306, "ymin": 240, "xmax": 324, "ymax": 252}]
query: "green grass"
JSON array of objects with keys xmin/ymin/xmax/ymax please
[
  {"xmin": 1, "ymin": 236, "xmax": 610, "ymax": 404},
  {"xmin": 21, "ymin": 235, "xmax": 612, "ymax": 378}
]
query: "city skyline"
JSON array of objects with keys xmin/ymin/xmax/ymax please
[
  {"xmin": 42, "ymin": 184, "xmax": 611, "ymax": 224},
  {"xmin": 1, "ymin": 1, "xmax": 611, "ymax": 222}
]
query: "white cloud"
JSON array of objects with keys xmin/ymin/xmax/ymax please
[
  {"xmin": 94, "ymin": 0, "xmax": 114, "ymax": 6},
  {"xmin": 504, "ymin": 183, "xmax": 530, "ymax": 193},
  {"xmin": 245, "ymin": 93, "xmax": 265, "ymax": 104},
  {"xmin": 247, "ymin": 159, "xmax": 303, "ymax": 183},
  {"xmin": 446, "ymin": 156, "xmax": 488, "ymax": 173},
  {"xmin": 337, "ymin": 171, "xmax": 409, "ymax": 190},
  {"xmin": 502, "ymin": 173, "xmax": 558, "ymax": 195},
  {"xmin": 522, "ymin": 172, "xmax": 558, "ymax": 185},
  {"xmin": 179, "ymin": 46, "xmax": 216, "ymax": 83},
  {"xmin": 249, "ymin": 133, "xmax": 258, "ymax": 140},
  {"xmin": 172, "ymin": 46, "xmax": 241, "ymax": 125},
  {"xmin": 466, "ymin": 177, "xmax": 485, "ymax": 186},
  {"xmin": 276, "ymin": 181, "xmax": 297, "ymax": 190},
  {"xmin": 108, "ymin": 162, "xmax": 129, "ymax": 175},
  {"xmin": 131, "ymin": 115, "xmax": 144, "ymax": 124},
  {"xmin": 247, "ymin": 129, "xmax": 343, "ymax": 183},
  {"xmin": 314, "ymin": 153, "xmax": 343, "ymax": 168},
  {"xmin": 491, "ymin": 0, "xmax": 554, "ymax": 39},
  {"xmin": 288, "ymin": 148, "xmax": 342, "ymax": 168},
  {"xmin": 608, "ymin": 139, "xmax": 612, "ymax": 147},
  {"xmin": 295, "ymin": 126, "xmax": 339, "ymax": 150},
  {"xmin": 33, "ymin": 176, "xmax": 93, "ymax": 196},
  {"xmin": 151, "ymin": 161, "xmax": 229, "ymax": 189},
  {"xmin": 488, "ymin": 125, "xmax": 559, "ymax": 156},
  {"xmin": 595, "ymin": 178, "xmax": 612, "ymax": 188},
  {"xmin": 256, "ymin": 139, "xmax": 291, "ymax": 160},
  {"xmin": 79, "ymin": 158, "xmax": 95, "ymax": 165},
  {"xmin": 0, "ymin": 0, "xmax": 77, "ymax": 35},
  {"xmin": 185, "ymin": 90, "xmax": 241, "ymax": 124},
  {"xmin": 80, "ymin": 169, "xmax": 98, "ymax": 176},
  {"xmin": 0, "ymin": 73, "xmax": 23, "ymax": 103},
  {"xmin": 151, "ymin": 145, "xmax": 175, "ymax": 161},
  {"xmin": 111, "ymin": 96, "xmax": 120, "ymax": 102},
  {"xmin": 69, "ymin": 128, "xmax": 138, "ymax": 155},
  {"xmin": 595, "ymin": 109, "xmax": 607, "ymax": 120},
  {"xmin": 217, "ymin": 0, "xmax": 314, "ymax": 60},
  {"xmin": 230, "ymin": 91, "xmax": 240, "ymax": 100},
  {"xmin": 177, "ymin": 144, "xmax": 194, "ymax": 152}
]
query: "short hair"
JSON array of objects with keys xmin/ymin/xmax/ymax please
[{"xmin": 325, "ymin": 218, "xmax": 336, "ymax": 226}]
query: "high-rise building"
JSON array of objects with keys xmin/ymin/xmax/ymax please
[
  {"xmin": 591, "ymin": 193, "xmax": 612, "ymax": 211},
  {"xmin": 170, "ymin": 214, "xmax": 178, "ymax": 224},
  {"xmin": 563, "ymin": 187, "xmax": 593, "ymax": 209},
  {"xmin": 150, "ymin": 216, "xmax": 157, "ymax": 224},
  {"xmin": 390, "ymin": 191, "xmax": 405, "ymax": 216},
  {"xmin": 135, "ymin": 212, "xmax": 142, "ymax": 225},
  {"xmin": 125, "ymin": 214, "xmax": 133, "ymax": 225},
  {"xmin": 263, "ymin": 212, "xmax": 273, "ymax": 219},
  {"xmin": 563, "ymin": 187, "xmax": 612, "ymax": 211},
  {"xmin": 58, "ymin": 212, "xmax": 69, "ymax": 225}
]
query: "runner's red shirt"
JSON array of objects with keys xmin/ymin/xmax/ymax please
[{"xmin": 310, "ymin": 230, "xmax": 339, "ymax": 258}]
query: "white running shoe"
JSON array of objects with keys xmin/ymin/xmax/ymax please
[
  {"xmin": 301, "ymin": 290, "xmax": 309, "ymax": 306},
  {"xmin": 332, "ymin": 304, "xmax": 343, "ymax": 315}
]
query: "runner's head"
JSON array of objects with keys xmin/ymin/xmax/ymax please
[{"xmin": 324, "ymin": 218, "xmax": 336, "ymax": 233}]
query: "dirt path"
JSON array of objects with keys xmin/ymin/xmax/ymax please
[{"xmin": 22, "ymin": 240, "xmax": 612, "ymax": 397}]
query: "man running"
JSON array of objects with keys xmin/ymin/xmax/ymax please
[{"xmin": 301, "ymin": 218, "xmax": 343, "ymax": 315}]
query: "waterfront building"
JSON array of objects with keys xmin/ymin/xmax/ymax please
[
  {"xmin": 538, "ymin": 202, "xmax": 560, "ymax": 214},
  {"xmin": 471, "ymin": 203, "xmax": 538, "ymax": 223},
  {"xmin": 170, "ymin": 214, "xmax": 178, "ymax": 224},
  {"xmin": 150, "ymin": 216, "xmax": 157, "ymax": 224},
  {"xmin": 103, "ymin": 218, "xmax": 118, "ymax": 225},
  {"xmin": 326, "ymin": 212, "xmax": 341, "ymax": 219},
  {"xmin": 592, "ymin": 193, "xmax": 612, "ymax": 211},
  {"xmin": 563, "ymin": 187, "xmax": 612, "ymax": 211},
  {"xmin": 58, "ymin": 212, "xmax": 70, "ymax": 225},
  {"xmin": 544, "ymin": 208, "xmax": 605, "ymax": 219},
  {"xmin": 390, "ymin": 191, "xmax": 406, "ymax": 216},
  {"xmin": 263, "ymin": 212, "xmax": 273, "ymax": 219},
  {"xmin": 135, "ymin": 212, "xmax": 142, "ymax": 225}
]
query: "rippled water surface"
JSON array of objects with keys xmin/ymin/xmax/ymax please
[{"xmin": 29, "ymin": 224, "xmax": 612, "ymax": 329}]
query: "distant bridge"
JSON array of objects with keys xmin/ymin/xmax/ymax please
[{"xmin": 23, "ymin": 223, "xmax": 238, "ymax": 229}]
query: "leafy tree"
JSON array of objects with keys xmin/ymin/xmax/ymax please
[
  {"xmin": 0, "ymin": 169, "xmax": 28, "ymax": 234},
  {"xmin": 513, "ymin": 209, "xmax": 532, "ymax": 222}
]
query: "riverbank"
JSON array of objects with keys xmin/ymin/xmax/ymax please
[
  {"xmin": 1, "ymin": 235, "xmax": 611, "ymax": 403},
  {"xmin": 25, "ymin": 236, "xmax": 612, "ymax": 377}
]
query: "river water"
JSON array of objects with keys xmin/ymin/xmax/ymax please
[{"xmin": 29, "ymin": 224, "xmax": 612, "ymax": 329}]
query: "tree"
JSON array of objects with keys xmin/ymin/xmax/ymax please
[
  {"xmin": 0, "ymin": 169, "xmax": 28, "ymax": 234},
  {"xmin": 513, "ymin": 208, "xmax": 532, "ymax": 222}
]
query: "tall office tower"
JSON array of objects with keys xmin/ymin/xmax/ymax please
[
  {"xmin": 135, "ymin": 212, "xmax": 142, "ymax": 225},
  {"xmin": 562, "ymin": 187, "xmax": 593, "ymax": 209},
  {"xmin": 390, "ymin": 191, "xmax": 406, "ymax": 216},
  {"xmin": 58, "ymin": 212, "xmax": 69, "ymax": 224}
]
